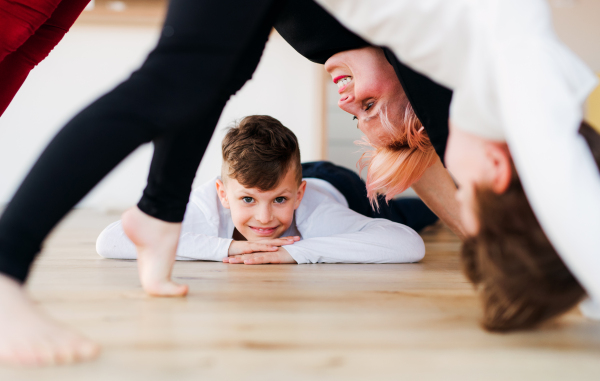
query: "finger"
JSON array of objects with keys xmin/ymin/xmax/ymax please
[
  {"xmin": 232, "ymin": 244, "xmax": 276, "ymax": 255},
  {"xmin": 244, "ymin": 253, "xmax": 277, "ymax": 265},
  {"xmin": 227, "ymin": 255, "xmax": 246, "ymax": 264},
  {"xmin": 250, "ymin": 243, "xmax": 279, "ymax": 252},
  {"xmin": 278, "ymin": 236, "xmax": 300, "ymax": 243},
  {"xmin": 260, "ymin": 238, "xmax": 296, "ymax": 247}
]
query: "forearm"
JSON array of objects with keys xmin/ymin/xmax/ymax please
[
  {"xmin": 411, "ymin": 157, "xmax": 466, "ymax": 240},
  {"xmin": 287, "ymin": 222, "xmax": 425, "ymax": 264}
]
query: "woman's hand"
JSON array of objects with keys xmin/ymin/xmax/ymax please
[
  {"xmin": 227, "ymin": 236, "xmax": 300, "ymax": 256},
  {"xmin": 224, "ymin": 247, "xmax": 296, "ymax": 265}
]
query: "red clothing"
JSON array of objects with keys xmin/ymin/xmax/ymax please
[{"xmin": 0, "ymin": 0, "xmax": 90, "ymax": 116}]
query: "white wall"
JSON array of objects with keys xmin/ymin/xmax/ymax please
[
  {"xmin": 550, "ymin": 0, "xmax": 600, "ymax": 72},
  {"xmin": 0, "ymin": 26, "xmax": 324, "ymax": 211}
]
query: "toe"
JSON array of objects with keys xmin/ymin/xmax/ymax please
[
  {"xmin": 77, "ymin": 340, "xmax": 101, "ymax": 361},
  {"xmin": 165, "ymin": 282, "xmax": 188, "ymax": 297},
  {"xmin": 144, "ymin": 281, "xmax": 188, "ymax": 297}
]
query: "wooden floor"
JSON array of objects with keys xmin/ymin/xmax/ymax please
[{"xmin": 1, "ymin": 210, "xmax": 599, "ymax": 380}]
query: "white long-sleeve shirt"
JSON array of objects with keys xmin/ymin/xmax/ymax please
[
  {"xmin": 96, "ymin": 177, "xmax": 425, "ymax": 264},
  {"xmin": 316, "ymin": 0, "xmax": 600, "ymax": 303}
]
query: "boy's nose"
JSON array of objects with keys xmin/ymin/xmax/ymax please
[{"xmin": 255, "ymin": 206, "xmax": 273, "ymax": 224}]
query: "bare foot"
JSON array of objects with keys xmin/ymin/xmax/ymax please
[
  {"xmin": 0, "ymin": 275, "xmax": 99, "ymax": 366},
  {"xmin": 121, "ymin": 207, "xmax": 188, "ymax": 297}
]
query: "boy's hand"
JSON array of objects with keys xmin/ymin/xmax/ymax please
[
  {"xmin": 224, "ymin": 247, "xmax": 296, "ymax": 265},
  {"xmin": 227, "ymin": 236, "xmax": 300, "ymax": 256}
]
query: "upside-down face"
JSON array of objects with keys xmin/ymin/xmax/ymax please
[{"xmin": 325, "ymin": 46, "xmax": 408, "ymax": 148}]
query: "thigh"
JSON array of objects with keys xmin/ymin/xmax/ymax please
[
  {"xmin": 136, "ymin": 0, "xmax": 284, "ymax": 222},
  {"xmin": 301, "ymin": 161, "xmax": 374, "ymax": 217}
]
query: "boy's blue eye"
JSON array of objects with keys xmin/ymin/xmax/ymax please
[
  {"xmin": 242, "ymin": 197, "xmax": 254, "ymax": 204},
  {"xmin": 274, "ymin": 197, "xmax": 286, "ymax": 204}
]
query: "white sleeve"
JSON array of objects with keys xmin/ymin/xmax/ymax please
[
  {"xmin": 95, "ymin": 220, "xmax": 138, "ymax": 260},
  {"xmin": 95, "ymin": 202, "xmax": 233, "ymax": 262},
  {"xmin": 287, "ymin": 202, "xmax": 425, "ymax": 264},
  {"xmin": 316, "ymin": 0, "xmax": 600, "ymax": 301}
]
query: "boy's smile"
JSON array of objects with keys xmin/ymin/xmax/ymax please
[
  {"xmin": 216, "ymin": 166, "xmax": 306, "ymax": 241},
  {"xmin": 249, "ymin": 225, "xmax": 279, "ymax": 236}
]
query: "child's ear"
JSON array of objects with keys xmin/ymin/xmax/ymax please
[
  {"xmin": 485, "ymin": 142, "xmax": 512, "ymax": 194},
  {"xmin": 294, "ymin": 180, "xmax": 307, "ymax": 210},
  {"xmin": 216, "ymin": 179, "xmax": 231, "ymax": 209}
]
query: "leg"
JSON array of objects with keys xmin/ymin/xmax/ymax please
[
  {"xmin": 301, "ymin": 161, "xmax": 373, "ymax": 216},
  {"xmin": 0, "ymin": 0, "xmax": 281, "ymax": 366},
  {"xmin": 0, "ymin": 275, "xmax": 99, "ymax": 366},
  {"xmin": 372, "ymin": 197, "xmax": 438, "ymax": 232},
  {"xmin": 0, "ymin": 0, "xmax": 90, "ymax": 116},
  {"xmin": 301, "ymin": 161, "xmax": 438, "ymax": 231},
  {"xmin": 131, "ymin": 2, "xmax": 281, "ymax": 295},
  {"xmin": 125, "ymin": 112, "xmax": 224, "ymax": 296}
]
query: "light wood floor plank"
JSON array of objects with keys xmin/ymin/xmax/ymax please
[{"xmin": 1, "ymin": 210, "xmax": 598, "ymax": 380}]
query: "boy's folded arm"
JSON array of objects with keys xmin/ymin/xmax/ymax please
[
  {"xmin": 176, "ymin": 232, "xmax": 232, "ymax": 261},
  {"xmin": 287, "ymin": 221, "xmax": 424, "ymax": 264},
  {"xmin": 95, "ymin": 220, "xmax": 233, "ymax": 262},
  {"xmin": 290, "ymin": 203, "xmax": 425, "ymax": 264}
]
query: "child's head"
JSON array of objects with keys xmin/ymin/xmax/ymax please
[
  {"xmin": 216, "ymin": 115, "xmax": 306, "ymax": 241},
  {"xmin": 448, "ymin": 122, "xmax": 599, "ymax": 331},
  {"xmin": 461, "ymin": 169, "xmax": 586, "ymax": 331}
]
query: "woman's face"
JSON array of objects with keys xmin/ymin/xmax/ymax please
[{"xmin": 324, "ymin": 47, "xmax": 407, "ymax": 147}]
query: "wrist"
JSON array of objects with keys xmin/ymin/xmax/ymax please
[{"xmin": 228, "ymin": 240, "xmax": 239, "ymax": 256}]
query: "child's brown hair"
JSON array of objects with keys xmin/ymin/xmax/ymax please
[
  {"xmin": 221, "ymin": 115, "xmax": 302, "ymax": 190},
  {"xmin": 462, "ymin": 121, "xmax": 599, "ymax": 332}
]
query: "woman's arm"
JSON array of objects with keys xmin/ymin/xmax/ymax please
[{"xmin": 411, "ymin": 157, "xmax": 466, "ymax": 240}]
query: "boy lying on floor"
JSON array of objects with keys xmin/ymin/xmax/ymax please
[{"xmin": 96, "ymin": 115, "xmax": 433, "ymax": 264}]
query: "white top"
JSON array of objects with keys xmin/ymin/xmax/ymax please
[
  {"xmin": 316, "ymin": 0, "xmax": 600, "ymax": 303},
  {"xmin": 96, "ymin": 177, "xmax": 425, "ymax": 264}
]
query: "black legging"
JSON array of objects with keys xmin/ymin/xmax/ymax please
[
  {"xmin": 0, "ymin": 0, "xmax": 284, "ymax": 282},
  {"xmin": 301, "ymin": 161, "xmax": 438, "ymax": 232}
]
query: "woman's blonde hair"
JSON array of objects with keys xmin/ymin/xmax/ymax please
[{"xmin": 358, "ymin": 97, "xmax": 437, "ymax": 208}]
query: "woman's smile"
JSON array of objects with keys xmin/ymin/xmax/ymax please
[{"xmin": 335, "ymin": 75, "xmax": 353, "ymax": 93}]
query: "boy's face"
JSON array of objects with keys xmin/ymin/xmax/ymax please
[{"xmin": 216, "ymin": 166, "xmax": 306, "ymax": 241}]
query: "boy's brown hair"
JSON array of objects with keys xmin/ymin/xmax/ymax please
[
  {"xmin": 221, "ymin": 115, "xmax": 302, "ymax": 190},
  {"xmin": 462, "ymin": 121, "xmax": 599, "ymax": 332}
]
